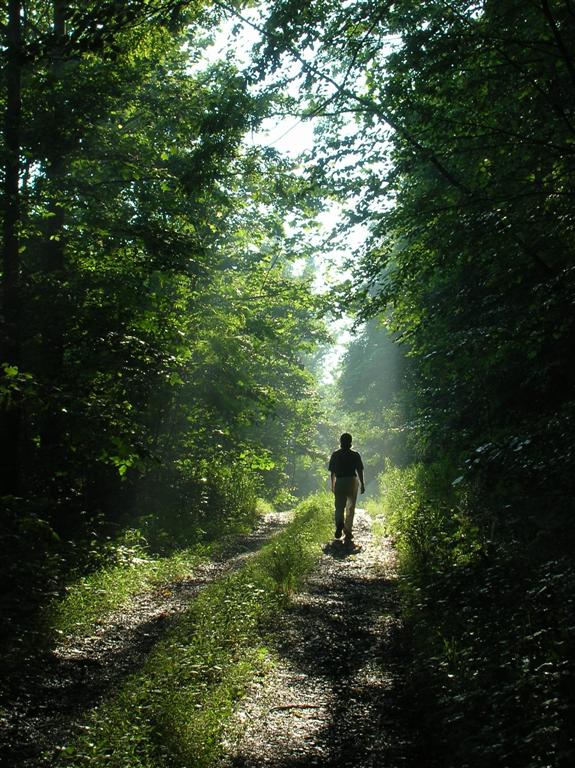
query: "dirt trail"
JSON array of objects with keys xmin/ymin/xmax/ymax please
[
  {"xmin": 0, "ymin": 511, "xmax": 290, "ymax": 768},
  {"xmin": 219, "ymin": 509, "xmax": 415, "ymax": 768}
]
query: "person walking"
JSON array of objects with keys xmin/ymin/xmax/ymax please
[{"xmin": 328, "ymin": 433, "xmax": 365, "ymax": 544}]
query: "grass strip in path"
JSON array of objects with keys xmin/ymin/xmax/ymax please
[{"xmin": 49, "ymin": 493, "xmax": 333, "ymax": 768}]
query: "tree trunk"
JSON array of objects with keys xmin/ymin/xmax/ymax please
[
  {"xmin": 39, "ymin": 0, "xmax": 68, "ymax": 487},
  {"xmin": 0, "ymin": 0, "xmax": 23, "ymax": 495}
]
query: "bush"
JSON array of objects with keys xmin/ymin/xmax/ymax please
[
  {"xmin": 381, "ymin": 461, "xmax": 480, "ymax": 578},
  {"xmin": 0, "ymin": 496, "xmax": 66, "ymax": 673}
]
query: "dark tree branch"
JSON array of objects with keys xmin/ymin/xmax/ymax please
[{"xmin": 541, "ymin": 0, "xmax": 575, "ymax": 89}]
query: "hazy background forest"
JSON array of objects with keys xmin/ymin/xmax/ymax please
[{"xmin": 2, "ymin": 2, "xmax": 574, "ymax": 767}]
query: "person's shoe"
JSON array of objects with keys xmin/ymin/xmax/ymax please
[
  {"xmin": 334, "ymin": 526, "xmax": 343, "ymax": 539},
  {"xmin": 344, "ymin": 534, "xmax": 353, "ymax": 545}
]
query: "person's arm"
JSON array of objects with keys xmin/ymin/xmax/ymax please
[
  {"xmin": 328, "ymin": 453, "xmax": 336, "ymax": 492},
  {"xmin": 356, "ymin": 453, "xmax": 365, "ymax": 494},
  {"xmin": 358, "ymin": 468, "xmax": 365, "ymax": 494}
]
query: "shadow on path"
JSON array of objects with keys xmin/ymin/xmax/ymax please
[
  {"xmin": 322, "ymin": 540, "xmax": 363, "ymax": 560},
  {"xmin": 224, "ymin": 511, "xmax": 418, "ymax": 768}
]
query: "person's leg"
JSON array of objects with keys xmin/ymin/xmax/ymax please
[
  {"xmin": 343, "ymin": 478, "xmax": 359, "ymax": 540},
  {"xmin": 333, "ymin": 479, "xmax": 347, "ymax": 537}
]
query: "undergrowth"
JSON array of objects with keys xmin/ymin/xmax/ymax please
[
  {"xmin": 51, "ymin": 492, "xmax": 332, "ymax": 768},
  {"xmin": 49, "ymin": 543, "xmax": 206, "ymax": 644},
  {"xmin": 376, "ymin": 462, "xmax": 575, "ymax": 768}
]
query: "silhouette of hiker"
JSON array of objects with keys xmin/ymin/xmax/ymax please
[{"xmin": 328, "ymin": 433, "xmax": 365, "ymax": 544}]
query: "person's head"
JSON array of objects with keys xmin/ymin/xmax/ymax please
[{"xmin": 340, "ymin": 432, "xmax": 353, "ymax": 449}]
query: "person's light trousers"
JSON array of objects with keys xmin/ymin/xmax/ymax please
[{"xmin": 333, "ymin": 476, "xmax": 359, "ymax": 537}]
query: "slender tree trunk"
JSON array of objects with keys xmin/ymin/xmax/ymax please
[
  {"xmin": 44, "ymin": 0, "xmax": 67, "ymax": 298},
  {"xmin": 0, "ymin": 0, "xmax": 23, "ymax": 495},
  {"xmin": 40, "ymin": 0, "xmax": 68, "ymax": 484}
]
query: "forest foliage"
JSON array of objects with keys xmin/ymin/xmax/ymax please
[
  {"xmin": 2, "ymin": 1, "xmax": 575, "ymax": 766},
  {"xmin": 0, "ymin": 0, "xmax": 329, "ymax": 660}
]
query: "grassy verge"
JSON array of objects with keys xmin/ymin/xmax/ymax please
[
  {"xmin": 49, "ymin": 546, "xmax": 207, "ymax": 644},
  {"xmin": 47, "ymin": 499, "xmax": 271, "ymax": 646},
  {"xmin": 51, "ymin": 492, "xmax": 332, "ymax": 768},
  {"xmin": 365, "ymin": 497, "xmax": 386, "ymax": 545}
]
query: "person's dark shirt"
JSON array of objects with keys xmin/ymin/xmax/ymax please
[{"xmin": 328, "ymin": 448, "xmax": 364, "ymax": 478}]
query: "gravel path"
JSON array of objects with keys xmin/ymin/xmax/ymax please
[
  {"xmin": 219, "ymin": 509, "xmax": 416, "ymax": 768},
  {"xmin": 0, "ymin": 511, "xmax": 290, "ymax": 768}
]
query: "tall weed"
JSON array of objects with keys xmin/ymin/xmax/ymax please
[{"xmin": 380, "ymin": 461, "xmax": 479, "ymax": 579}]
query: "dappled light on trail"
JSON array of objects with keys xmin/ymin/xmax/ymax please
[{"xmin": 220, "ymin": 510, "xmax": 416, "ymax": 768}]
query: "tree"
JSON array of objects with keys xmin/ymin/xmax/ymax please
[
  {"xmin": 337, "ymin": 318, "xmax": 409, "ymax": 479},
  {"xmin": 0, "ymin": 2, "xmax": 330, "ymax": 641},
  {"xmin": 250, "ymin": 2, "xmax": 575, "ymax": 764},
  {"xmin": 0, "ymin": 0, "xmax": 23, "ymax": 494},
  {"xmin": 254, "ymin": 0, "xmax": 575, "ymax": 523}
]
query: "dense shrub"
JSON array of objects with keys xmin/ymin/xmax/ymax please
[{"xmin": 379, "ymin": 464, "xmax": 575, "ymax": 768}]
